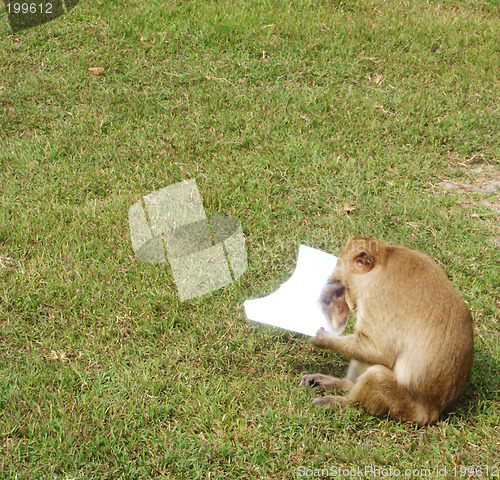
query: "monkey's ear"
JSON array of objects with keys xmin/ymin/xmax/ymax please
[{"xmin": 353, "ymin": 252, "xmax": 374, "ymax": 272}]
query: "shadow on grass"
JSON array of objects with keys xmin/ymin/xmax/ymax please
[
  {"xmin": 4, "ymin": 0, "xmax": 79, "ymax": 32},
  {"xmin": 463, "ymin": 349, "xmax": 500, "ymax": 411}
]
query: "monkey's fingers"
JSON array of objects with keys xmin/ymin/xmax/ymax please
[
  {"xmin": 310, "ymin": 330, "xmax": 334, "ymax": 349},
  {"xmin": 300, "ymin": 374, "xmax": 319, "ymax": 388}
]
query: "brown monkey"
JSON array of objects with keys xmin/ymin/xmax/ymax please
[{"xmin": 301, "ymin": 236, "xmax": 474, "ymax": 425}]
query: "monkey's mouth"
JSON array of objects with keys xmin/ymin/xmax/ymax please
[{"xmin": 331, "ymin": 318, "xmax": 348, "ymax": 336}]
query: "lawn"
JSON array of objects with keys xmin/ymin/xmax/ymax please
[{"xmin": 0, "ymin": 0, "xmax": 499, "ymax": 478}]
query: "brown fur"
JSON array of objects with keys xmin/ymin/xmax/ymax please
[{"xmin": 301, "ymin": 236, "xmax": 474, "ymax": 425}]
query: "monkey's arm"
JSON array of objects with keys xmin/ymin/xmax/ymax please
[{"xmin": 311, "ymin": 328, "xmax": 393, "ymax": 368}]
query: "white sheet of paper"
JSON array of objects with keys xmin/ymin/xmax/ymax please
[{"xmin": 243, "ymin": 245, "xmax": 339, "ymax": 336}]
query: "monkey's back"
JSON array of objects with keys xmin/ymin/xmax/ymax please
[{"xmin": 367, "ymin": 246, "xmax": 474, "ymax": 412}]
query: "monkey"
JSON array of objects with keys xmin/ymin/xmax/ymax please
[{"xmin": 300, "ymin": 236, "xmax": 474, "ymax": 425}]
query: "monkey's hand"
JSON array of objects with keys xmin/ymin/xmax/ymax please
[{"xmin": 310, "ymin": 327, "xmax": 337, "ymax": 350}]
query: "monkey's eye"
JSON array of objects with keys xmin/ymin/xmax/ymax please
[{"xmin": 333, "ymin": 286, "xmax": 345, "ymax": 298}]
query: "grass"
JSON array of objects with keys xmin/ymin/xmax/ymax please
[{"xmin": 0, "ymin": 0, "xmax": 499, "ymax": 478}]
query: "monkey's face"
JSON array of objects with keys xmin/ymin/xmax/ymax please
[
  {"xmin": 320, "ymin": 236, "xmax": 385, "ymax": 334},
  {"xmin": 319, "ymin": 281, "xmax": 350, "ymax": 335}
]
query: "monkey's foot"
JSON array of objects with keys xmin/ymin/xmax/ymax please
[
  {"xmin": 300, "ymin": 373, "xmax": 351, "ymax": 392},
  {"xmin": 300, "ymin": 373, "xmax": 335, "ymax": 391},
  {"xmin": 312, "ymin": 395, "xmax": 349, "ymax": 410}
]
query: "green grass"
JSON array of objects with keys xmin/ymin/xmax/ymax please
[{"xmin": 0, "ymin": 0, "xmax": 499, "ymax": 478}]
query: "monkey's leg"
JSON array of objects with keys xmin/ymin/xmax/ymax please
[
  {"xmin": 311, "ymin": 329, "xmax": 392, "ymax": 367},
  {"xmin": 348, "ymin": 365, "xmax": 439, "ymax": 425},
  {"xmin": 300, "ymin": 374, "xmax": 353, "ymax": 392}
]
